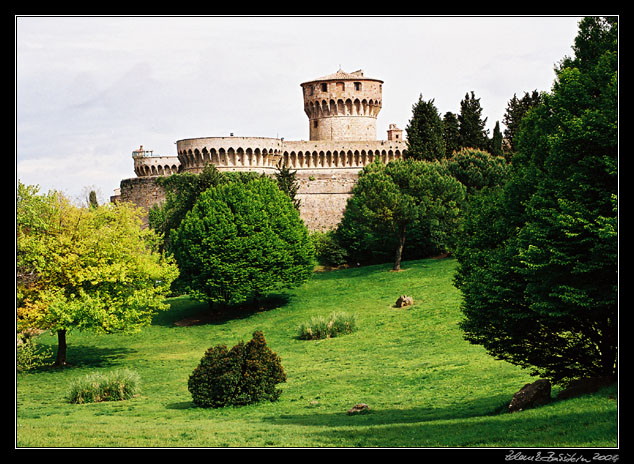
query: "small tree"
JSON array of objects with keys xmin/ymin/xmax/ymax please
[
  {"xmin": 88, "ymin": 190, "xmax": 99, "ymax": 209},
  {"xmin": 490, "ymin": 121, "xmax": 503, "ymax": 157},
  {"xmin": 17, "ymin": 183, "xmax": 179, "ymax": 366},
  {"xmin": 274, "ymin": 161, "xmax": 301, "ymax": 210},
  {"xmin": 171, "ymin": 177, "xmax": 314, "ymax": 307}
]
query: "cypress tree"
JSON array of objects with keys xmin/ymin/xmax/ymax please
[
  {"xmin": 458, "ymin": 91, "xmax": 489, "ymax": 150},
  {"xmin": 442, "ymin": 111, "xmax": 461, "ymax": 157},
  {"xmin": 490, "ymin": 121, "xmax": 503, "ymax": 157},
  {"xmin": 404, "ymin": 94, "xmax": 446, "ymax": 161}
]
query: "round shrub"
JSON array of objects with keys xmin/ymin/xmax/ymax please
[{"xmin": 188, "ymin": 331, "xmax": 286, "ymax": 408}]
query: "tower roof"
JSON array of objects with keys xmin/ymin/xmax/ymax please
[{"xmin": 301, "ymin": 68, "xmax": 383, "ymax": 85}]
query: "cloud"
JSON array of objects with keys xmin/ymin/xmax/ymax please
[{"xmin": 16, "ymin": 15, "xmax": 583, "ymax": 201}]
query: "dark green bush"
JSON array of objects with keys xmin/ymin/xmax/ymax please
[{"xmin": 188, "ymin": 331, "xmax": 286, "ymax": 408}]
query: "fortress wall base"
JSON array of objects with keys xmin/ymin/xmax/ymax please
[{"xmin": 112, "ymin": 170, "xmax": 357, "ymax": 231}]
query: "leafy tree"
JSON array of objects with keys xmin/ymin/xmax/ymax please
[
  {"xmin": 17, "ymin": 183, "xmax": 179, "ymax": 366},
  {"xmin": 458, "ymin": 91, "xmax": 489, "ymax": 150},
  {"xmin": 149, "ymin": 164, "xmax": 225, "ymax": 253},
  {"xmin": 149, "ymin": 164, "xmax": 266, "ymax": 254},
  {"xmin": 454, "ymin": 17, "xmax": 617, "ymax": 385},
  {"xmin": 441, "ymin": 147, "xmax": 510, "ymax": 197},
  {"xmin": 274, "ymin": 161, "xmax": 301, "ymax": 210},
  {"xmin": 336, "ymin": 160, "xmax": 465, "ymax": 271},
  {"xmin": 502, "ymin": 90, "xmax": 542, "ymax": 156},
  {"xmin": 404, "ymin": 94, "xmax": 446, "ymax": 161},
  {"xmin": 170, "ymin": 177, "xmax": 314, "ymax": 307},
  {"xmin": 442, "ymin": 111, "xmax": 461, "ymax": 157}
]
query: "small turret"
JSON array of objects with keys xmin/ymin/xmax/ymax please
[{"xmin": 387, "ymin": 124, "xmax": 404, "ymax": 141}]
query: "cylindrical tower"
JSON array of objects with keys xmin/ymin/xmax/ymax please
[{"xmin": 300, "ymin": 69, "xmax": 383, "ymax": 141}]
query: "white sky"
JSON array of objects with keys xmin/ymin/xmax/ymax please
[{"xmin": 16, "ymin": 15, "xmax": 583, "ymax": 204}]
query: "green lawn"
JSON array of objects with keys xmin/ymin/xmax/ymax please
[{"xmin": 16, "ymin": 258, "xmax": 618, "ymax": 448}]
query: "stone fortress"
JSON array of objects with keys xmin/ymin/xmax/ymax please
[{"xmin": 112, "ymin": 69, "xmax": 407, "ymax": 230}]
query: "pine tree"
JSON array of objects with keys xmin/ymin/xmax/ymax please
[
  {"xmin": 274, "ymin": 161, "xmax": 301, "ymax": 210},
  {"xmin": 171, "ymin": 177, "xmax": 314, "ymax": 307}
]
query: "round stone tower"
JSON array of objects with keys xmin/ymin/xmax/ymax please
[{"xmin": 300, "ymin": 69, "xmax": 383, "ymax": 141}]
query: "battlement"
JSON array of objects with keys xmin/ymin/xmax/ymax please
[
  {"xmin": 132, "ymin": 145, "xmax": 181, "ymax": 177},
  {"xmin": 115, "ymin": 68, "xmax": 407, "ymax": 230},
  {"xmin": 300, "ymin": 69, "xmax": 383, "ymax": 142}
]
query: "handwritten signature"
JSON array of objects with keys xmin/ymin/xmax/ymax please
[{"xmin": 505, "ymin": 450, "xmax": 619, "ymax": 462}]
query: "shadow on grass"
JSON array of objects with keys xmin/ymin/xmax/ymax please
[
  {"xmin": 30, "ymin": 344, "xmax": 137, "ymax": 372},
  {"xmin": 152, "ymin": 293, "xmax": 292, "ymax": 328},
  {"xmin": 65, "ymin": 345, "xmax": 137, "ymax": 369},
  {"xmin": 260, "ymin": 396, "xmax": 617, "ymax": 447},
  {"xmin": 304, "ymin": 408, "xmax": 617, "ymax": 447},
  {"xmin": 312, "ymin": 257, "xmax": 453, "ymax": 283},
  {"xmin": 311, "ymin": 261, "xmax": 415, "ymax": 282},
  {"xmin": 264, "ymin": 394, "xmax": 512, "ymax": 428},
  {"xmin": 166, "ymin": 401, "xmax": 195, "ymax": 410}
]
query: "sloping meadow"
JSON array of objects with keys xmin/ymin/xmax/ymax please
[{"xmin": 16, "ymin": 258, "xmax": 618, "ymax": 448}]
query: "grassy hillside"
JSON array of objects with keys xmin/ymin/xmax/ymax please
[{"xmin": 16, "ymin": 258, "xmax": 618, "ymax": 448}]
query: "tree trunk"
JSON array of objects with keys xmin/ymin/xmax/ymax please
[
  {"xmin": 393, "ymin": 227, "xmax": 406, "ymax": 271},
  {"xmin": 55, "ymin": 329, "xmax": 67, "ymax": 366}
]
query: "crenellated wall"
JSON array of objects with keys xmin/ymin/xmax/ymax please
[
  {"xmin": 114, "ymin": 136, "xmax": 406, "ymax": 231},
  {"xmin": 300, "ymin": 69, "xmax": 383, "ymax": 142},
  {"xmin": 112, "ymin": 69, "xmax": 407, "ymax": 231}
]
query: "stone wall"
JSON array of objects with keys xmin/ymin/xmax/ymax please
[
  {"xmin": 114, "ymin": 137, "xmax": 407, "ymax": 231},
  {"xmin": 112, "ymin": 170, "xmax": 355, "ymax": 231},
  {"xmin": 294, "ymin": 169, "xmax": 360, "ymax": 230},
  {"xmin": 111, "ymin": 176, "xmax": 166, "ymax": 227}
]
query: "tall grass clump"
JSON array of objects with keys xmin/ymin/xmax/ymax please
[
  {"xmin": 297, "ymin": 312, "xmax": 357, "ymax": 340},
  {"xmin": 67, "ymin": 369, "xmax": 141, "ymax": 404}
]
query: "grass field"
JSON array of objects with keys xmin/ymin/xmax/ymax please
[{"xmin": 15, "ymin": 258, "xmax": 618, "ymax": 449}]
